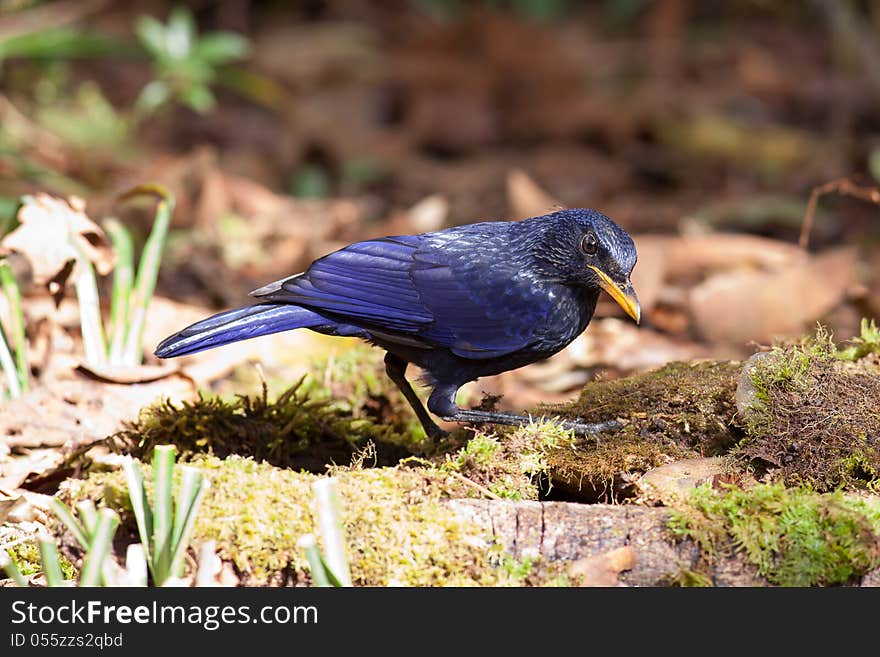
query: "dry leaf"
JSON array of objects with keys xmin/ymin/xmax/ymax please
[
  {"xmin": 564, "ymin": 318, "xmax": 708, "ymax": 371},
  {"xmin": 635, "ymin": 457, "xmax": 726, "ymax": 504},
  {"xmin": 690, "ymin": 246, "xmax": 857, "ymax": 343},
  {"xmin": 407, "ymin": 194, "xmax": 449, "ymax": 233},
  {"xmin": 0, "ymin": 194, "xmax": 114, "ymax": 299},
  {"xmin": 568, "ymin": 546, "xmax": 635, "ymax": 587},
  {"xmin": 506, "ymin": 169, "xmax": 561, "ymax": 220},
  {"xmin": 630, "ymin": 236, "xmax": 667, "ymax": 314}
]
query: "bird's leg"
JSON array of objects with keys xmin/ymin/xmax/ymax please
[
  {"xmin": 383, "ymin": 353, "xmax": 446, "ymax": 439},
  {"xmin": 427, "ymin": 384, "xmax": 619, "ymax": 437}
]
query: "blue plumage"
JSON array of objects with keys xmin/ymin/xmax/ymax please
[{"xmin": 155, "ymin": 208, "xmax": 640, "ymax": 437}]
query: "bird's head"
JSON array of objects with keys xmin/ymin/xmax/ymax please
[{"xmin": 532, "ymin": 208, "xmax": 640, "ymax": 323}]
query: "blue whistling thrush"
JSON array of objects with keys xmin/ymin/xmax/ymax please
[{"xmin": 155, "ymin": 208, "xmax": 640, "ymax": 438}]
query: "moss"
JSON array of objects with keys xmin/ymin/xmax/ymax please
[
  {"xmin": 836, "ymin": 318, "xmax": 880, "ymax": 362},
  {"xmin": 4, "ymin": 539, "xmax": 77, "ymax": 580},
  {"xmin": 736, "ymin": 328, "xmax": 880, "ymax": 491},
  {"xmin": 61, "ymin": 455, "xmax": 564, "ymax": 586},
  {"xmin": 668, "ymin": 483, "xmax": 880, "ymax": 586},
  {"xmin": 551, "ymin": 361, "xmax": 742, "ymax": 452},
  {"xmin": 536, "ymin": 361, "xmax": 741, "ymax": 500},
  {"xmin": 670, "ymin": 567, "xmax": 713, "ymax": 587},
  {"xmin": 435, "ymin": 420, "xmax": 577, "ymax": 500},
  {"xmin": 110, "ymin": 377, "xmax": 427, "ymax": 472}
]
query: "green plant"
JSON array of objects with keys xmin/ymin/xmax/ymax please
[
  {"xmin": 298, "ymin": 478, "xmax": 353, "ymax": 587},
  {"xmin": 124, "ymin": 445, "xmax": 210, "ymax": 586},
  {"xmin": 109, "ymin": 185, "xmax": 175, "ymax": 366},
  {"xmin": 2, "ymin": 445, "xmax": 209, "ymax": 587},
  {"xmin": 836, "ymin": 318, "xmax": 880, "ymax": 362},
  {"xmin": 1, "ymin": 503, "xmax": 120, "ymax": 587},
  {"xmin": 669, "ymin": 483, "xmax": 880, "ymax": 586},
  {"xmin": 0, "ymin": 259, "xmax": 27, "ymax": 398},
  {"xmin": 135, "ymin": 6, "xmax": 249, "ymax": 115}
]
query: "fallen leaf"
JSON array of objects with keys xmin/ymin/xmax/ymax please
[
  {"xmin": 407, "ymin": 194, "xmax": 449, "ymax": 233},
  {"xmin": 506, "ymin": 169, "xmax": 561, "ymax": 220},
  {"xmin": 564, "ymin": 318, "xmax": 708, "ymax": 372},
  {"xmin": 635, "ymin": 457, "xmax": 726, "ymax": 504},
  {"xmin": 76, "ymin": 361, "xmax": 183, "ymax": 384},
  {"xmin": 568, "ymin": 546, "xmax": 635, "ymax": 587},
  {"xmin": 0, "ymin": 195, "xmax": 115, "ymax": 297},
  {"xmin": 690, "ymin": 246, "xmax": 857, "ymax": 343}
]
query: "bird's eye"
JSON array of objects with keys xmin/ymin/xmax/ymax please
[{"xmin": 581, "ymin": 233, "xmax": 598, "ymax": 256}]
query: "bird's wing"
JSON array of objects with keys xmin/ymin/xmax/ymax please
[{"xmin": 251, "ymin": 234, "xmax": 548, "ymax": 359}]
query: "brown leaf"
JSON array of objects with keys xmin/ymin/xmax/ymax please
[
  {"xmin": 635, "ymin": 457, "xmax": 726, "ymax": 504},
  {"xmin": 568, "ymin": 546, "xmax": 635, "ymax": 587},
  {"xmin": 0, "ymin": 194, "xmax": 115, "ymax": 295},
  {"xmin": 564, "ymin": 318, "xmax": 708, "ymax": 372},
  {"xmin": 76, "ymin": 361, "xmax": 183, "ymax": 384},
  {"xmin": 506, "ymin": 169, "xmax": 561, "ymax": 220},
  {"xmin": 690, "ymin": 246, "xmax": 858, "ymax": 343}
]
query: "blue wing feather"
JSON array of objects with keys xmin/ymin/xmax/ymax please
[{"xmin": 253, "ymin": 230, "xmax": 550, "ymax": 358}]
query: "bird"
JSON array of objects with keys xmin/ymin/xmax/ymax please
[{"xmin": 155, "ymin": 208, "xmax": 640, "ymax": 439}]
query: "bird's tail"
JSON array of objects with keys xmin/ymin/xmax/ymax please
[{"xmin": 154, "ymin": 303, "xmax": 328, "ymax": 358}]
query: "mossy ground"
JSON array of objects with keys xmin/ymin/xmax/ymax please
[
  {"xmin": 536, "ymin": 361, "xmax": 742, "ymax": 500},
  {"xmin": 61, "ymin": 454, "xmax": 566, "ymax": 586},
  {"xmin": 1, "ymin": 530, "xmax": 77, "ymax": 581},
  {"xmin": 735, "ymin": 326, "xmax": 880, "ymax": 491},
  {"xmin": 110, "ymin": 376, "xmax": 427, "ymax": 472},
  {"xmin": 429, "ymin": 420, "xmax": 579, "ymax": 500},
  {"xmin": 669, "ymin": 482, "xmax": 880, "ymax": 586}
]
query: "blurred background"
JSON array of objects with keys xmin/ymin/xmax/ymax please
[{"xmin": 1, "ymin": 0, "xmax": 879, "ymax": 408}]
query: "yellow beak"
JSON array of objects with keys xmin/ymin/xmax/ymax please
[{"xmin": 588, "ymin": 265, "xmax": 641, "ymax": 324}]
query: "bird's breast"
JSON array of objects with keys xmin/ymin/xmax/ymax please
[{"xmin": 525, "ymin": 284, "xmax": 599, "ymax": 355}]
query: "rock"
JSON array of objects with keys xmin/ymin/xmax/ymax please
[{"xmin": 734, "ymin": 351, "xmax": 771, "ymax": 420}]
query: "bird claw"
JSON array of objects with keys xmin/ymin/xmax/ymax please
[{"xmin": 560, "ymin": 418, "xmax": 620, "ymax": 438}]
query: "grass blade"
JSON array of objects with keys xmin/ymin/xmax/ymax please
[
  {"xmin": 120, "ymin": 184, "xmax": 174, "ymax": 366},
  {"xmin": 79, "ymin": 508, "xmax": 119, "ymax": 586},
  {"xmin": 104, "ymin": 218, "xmax": 134, "ymax": 366},
  {"xmin": 169, "ymin": 466, "xmax": 209, "ymax": 578},
  {"xmin": 122, "ymin": 457, "xmax": 153, "ymax": 573},
  {"xmin": 50, "ymin": 498, "xmax": 89, "ymax": 550},
  {"xmin": 152, "ymin": 444, "xmax": 176, "ymax": 583},
  {"xmin": 0, "ymin": 321, "xmax": 21, "ymax": 399},
  {"xmin": 0, "ymin": 550, "xmax": 29, "ymax": 587},
  {"xmin": 76, "ymin": 499, "xmax": 98, "ymax": 540},
  {"xmin": 318, "ymin": 553, "xmax": 344, "ymax": 587},
  {"xmin": 125, "ymin": 544, "xmax": 148, "ymax": 586},
  {"xmin": 0, "ymin": 260, "xmax": 28, "ymax": 391},
  {"xmin": 312, "ymin": 477, "xmax": 352, "ymax": 586},
  {"xmin": 38, "ymin": 539, "xmax": 65, "ymax": 586},
  {"xmin": 298, "ymin": 535, "xmax": 330, "ymax": 587},
  {"xmin": 72, "ymin": 248, "xmax": 107, "ymax": 367},
  {"xmin": 195, "ymin": 540, "xmax": 221, "ymax": 587}
]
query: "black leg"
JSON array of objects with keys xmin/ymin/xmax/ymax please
[
  {"xmin": 383, "ymin": 353, "xmax": 446, "ymax": 439},
  {"xmin": 427, "ymin": 384, "xmax": 619, "ymax": 437}
]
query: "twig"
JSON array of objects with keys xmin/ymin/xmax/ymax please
[
  {"xmin": 447, "ymin": 471, "xmax": 503, "ymax": 501},
  {"xmin": 799, "ymin": 177, "xmax": 880, "ymax": 249}
]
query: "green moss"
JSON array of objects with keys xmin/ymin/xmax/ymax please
[
  {"xmin": 737, "ymin": 328, "xmax": 880, "ymax": 491},
  {"xmin": 61, "ymin": 455, "xmax": 564, "ymax": 586},
  {"xmin": 110, "ymin": 377, "xmax": 427, "ymax": 472},
  {"xmin": 551, "ymin": 361, "xmax": 741, "ymax": 450},
  {"xmin": 670, "ymin": 567, "xmax": 713, "ymax": 587},
  {"xmin": 836, "ymin": 318, "xmax": 880, "ymax": 362},
  {"xmin": 436, "ymin": 420, "xmax": 579, "ymax": 500},
  {"xmin": 5, "ymin": 539, "xmax": 77, "ymax": 580},
  {"xmin": 537, "ymin": 361, "xmax": 741, "ymax": 499},
  {"xmin": 669, "ymin": 483, "xmax": 880, "ymax": 586}
]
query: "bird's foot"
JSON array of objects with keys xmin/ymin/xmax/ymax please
[
  {"xmin": 439, "ymin": 408, "xmax": 620, "ymax": 438},
  {"xmin": 556, "ymin": 418, "xmax": 620, "ymax": 439}
]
